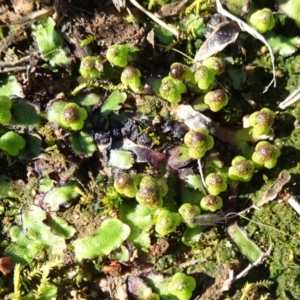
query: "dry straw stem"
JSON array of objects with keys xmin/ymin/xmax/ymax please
[
  {"xmin": 129, "ymin": 0, "xmax": 179, "ymax": 37},
  {"xmin": 5, "ymin": 6, "xmax": 55, "ymax": 26},
  {"xmin": 283, "ymin": 193, "xmax": 300, "ymax": 216},
  {"xmin": 221, "ymin": 244, "xmax": 273, "ymax": 292},
  {"xmin": 278, "ymin": 86, "xmax": 300, "ymax": 109}
]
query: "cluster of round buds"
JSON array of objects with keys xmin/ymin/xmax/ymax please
[{"xmin": 184, "ymin": 128, "xmax": 214, "ymax": 159}]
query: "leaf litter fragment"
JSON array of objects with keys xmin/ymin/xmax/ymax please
[
  {"xmin": 120, "ymin": 138, "xmax": 167, "ymax": 169},
  {"xmin": 194, "ymin": 21, "xmax": 240, "ymax": 61}
]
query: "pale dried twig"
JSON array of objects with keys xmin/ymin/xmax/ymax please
[
  {"xmin": 221, "ymin": 243, "xmax": 273, "ymax": 292},
  {"xmin": 129, "ymin": 0, "xmax": 179, "ymax": 37},
  {"xmin": 278, "ymin": 86, "xmax": 300, "ymax": 109}
]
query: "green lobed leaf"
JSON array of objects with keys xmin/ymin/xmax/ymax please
[
  {"xmin": 119, "ymin": 201, "xmax": 154, "ymax": 249},
  {"xmin": 4, "ymin": 206, "xmax": 68, "ymax": 264},
  {"xmin": 74, "ymin": 93, "xmax": 100, "ymax": 106},
  {"xmin": 109, "ymin": 149, "xmax": 134, "ymax": 169},
  {"xmin": 69, "ymin": 131, "xmax": 97, "ymax": 157},
  {"xmin": 265, "ymin": 32, "xmax": 300, "ymax": 56},
  {"xmin": 32, "ymin": 17, "xmax": 71, "ymax": 66},
  {"xmin": 46, "ymin": 216, "xmax": 76, "ymax": 239},
  {"xmin": 101, "ymin": 91, "xmax": 127, "ymax": 116},
  {"xmin": 43, "ymin": 181, "xmax": 81, "ymax": 211},
  {"xmin": 227, "ymin": 222, "xmax": 263, "ymax": 263},
  {"xmin": 0, "ymin": 75, "xmax": 24, "ymax": 97},
  {"xmin": 10, "ymin": 98, "xmax": 41, "ymax": 129},
  {"xmin": 73, "ymin": 218, "xmax": 130, "ymax": 261},
  {"xmin": 185, "ymin": 175, "xmax": 207, "ymax": 196}
]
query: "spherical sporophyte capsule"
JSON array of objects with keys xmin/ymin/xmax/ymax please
[
  {"xmin": 228, "ymin": 155, "xmax": 255, "ymax": 182},
  {"xmin": 184, "ymin": 128, "xmax": 214, "ymax": 159},
  {"xmin": 200, "ymin": 195, "xmax": 223, "ymax": 212},
  {"xmin": 204, "ymin": 89, "xmax": 229, "ymax": 112},
  {"xmin": 194, "ymin": 65, "xmax": 215, "ymax": 90},
  {"xmin": 251, "ymin": 141, "xmax": 280, "ymax": 169},
  {"xmin": 106, "ymin": 44, "xmax": 129, "ymax": 67},
  {"xmin": 120, "ymin": 66, "xmax": 141, "ymax": 90},
  {"xmin": 154, "ymin": 209, "xmax": 181, "ymax": 236},
  {"xmin": 178, "ymin": 203, "xmax": 201, "ymax": 228},
  {"xmin": 135, "ymin": 176, "xmax": 163, "ymax": 210},
  {"xmin": 169, "ymin": 63, "xmax": 194, "ymax": 82},
  {"xmin": 205, "ymin": 173, "xmax": 227, "ymax": 195},
  {"xmin": 60, "ymin": 103, "xmax": 87, "ymax": 130},
  {"xmin": 202, "ymin": 57, "xmax": 225, "ymax": 76},
  {"xmin": 159, "ymin": 76, "xmax": 187, "ymax": 103},
  {"xmin": 79, "ymin": 56, "xmax": 103, "ymax": 79},
  {"xmin": 168, "ymin": 272, "xmax": 196, "ymax": 300},
  {"xmin": 248, "ymin": 8, "xmax": 275, "ymax": 34},
  {"xmin": 0, "ymin": 131, "xmax": 26, "ymax": 156},
  {"xmin": 0, "ymin": 96, "xmax": 12, "ymax": 124},
  {"xmin": 113, "ymin": 173, "xmax": 137, "ymax": 198},
  {"xmin": 248, "ymin": 108, "xmax": 275, "ymax": 136}
]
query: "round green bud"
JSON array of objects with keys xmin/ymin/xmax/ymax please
[
  {"xmin": 205, "ymin": 173, "xmax": 227, "ymax": 196},
  {"xmin": 60, "ymin": 103, "xmax": 87, "ymax": 131},
  {"xmin": 200, "ymin": 195, "xmax": 223, "ymax": 212},
  {"xmin": 155, "ymin": 209, "xmax": 181, "ymax": 236},
  {"xmin": 204, "ymin": 89, "xmax": 229, "ymax": 112},
  {"xmin": 178, "ymin": 203, "xmax": 201, "ymax": 228},
  {"xmin": 106, "ymin": 44, "xmax": 129, "ymax": 67},
  {"xmin": 194, "ymin": 65, "xmax": 215, "ymax": 90},
  {"xmin": 79, "ymin": 56, "xmax": 103, "ymax": 79},
  {"xmin": 0, "ymin": 131, "xmax": 26, "ymax": 156},
  {"xmin": 202, "ymin": 57, "xmax": 225, "ymax": 76},
  {"xmin": 144, "ymin": 293, "xmax": 160, "ymax": 300},
  {"xmin": 248, "ymin": 8, "xmax": 275, "ymax": 34},
  {"xmin": 120, "ymin": 66, "xmax": 141, "ymax": 90},
  {"xmin": 0, "ymin": 96, "xmax": 12, "ymax": 124},
  {"xmin": 136, "ymin": 176, "xmax": 163, "ymax": 210},
  {"xmin": 168, "ymin": 272, "xmax": 196, "ymax": 300},
  {"xmin": 184, "ymin": 128, "xmax": 214, "ymax": 159},
  {"xmin": 249, "ymin": 108, "xmax": 275, "ymax": 136},
  {"xmin": 228, "ymin": 156, "xmax": 255, "ymax": 182},
  {"xmin": 114, "ymin": 173, "xmax": 137, "ymax": 198},
  {"xmin": 159, "ymin": 76, "xmax": 187, "ymax": 103},
  {"xmin": 169, "ymin": 63, "xmax": 194, "ymax": 82},
  {"xmin": 251, "ymin": 141, "xmax": 280, "ymax": 169}
]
